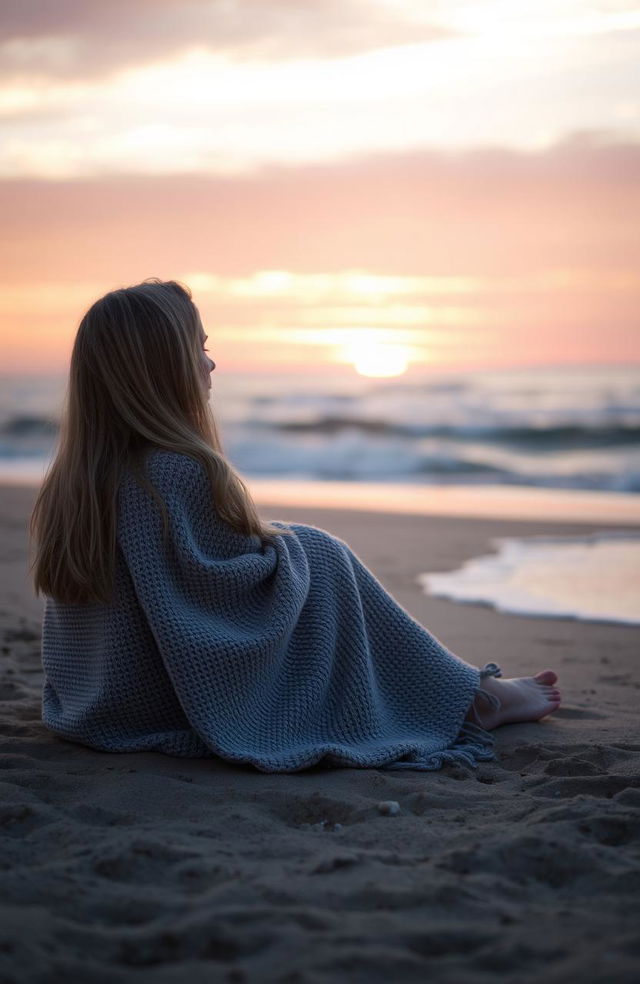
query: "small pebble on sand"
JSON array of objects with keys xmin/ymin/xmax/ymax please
[{"xmin": 377, "ymin": 800, "xmax": 401, "ymax": 816}]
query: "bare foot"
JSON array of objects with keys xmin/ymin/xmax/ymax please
[{"xmin": 469, "ymin": 669, "xmax": 561, "ymax": 730}]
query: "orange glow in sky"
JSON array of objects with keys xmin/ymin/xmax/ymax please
[{"xmin": 0, "ymin": 1, "xmax": 638, "ymax": 374}]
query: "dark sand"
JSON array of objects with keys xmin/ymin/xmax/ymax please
[{"xmin": 1, "ymin": 483, "xmax": 639, "ymax": 984}]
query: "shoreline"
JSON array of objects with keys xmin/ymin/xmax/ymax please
[
  {"xmin": 253, "ymin": 479, "xmax": 640, "ymax": 524},
  {"xmin": 4, "ymin": 471, "xmax": 640, "ymax": 524}
]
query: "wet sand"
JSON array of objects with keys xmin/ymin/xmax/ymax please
[{"xmin": 1, "ymin": 482, "xmax": 639, "ymax": 984}]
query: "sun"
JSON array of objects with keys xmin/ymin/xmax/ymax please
[
  {"xmin": 334, "ymin": 329, "xmax": 414, "ymax": 377},
  {"xmin": 349, "ymin": 342, "xmax": 410, "ymax": 378}
]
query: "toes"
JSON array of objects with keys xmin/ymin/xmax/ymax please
[{"xmin": 535, "ymin": 669, "xmax": 558, "ymax": 685}]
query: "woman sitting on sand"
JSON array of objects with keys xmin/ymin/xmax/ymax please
[{"xmin": 29, "ymin": 279, "xmax": 561, "ymax": 773}]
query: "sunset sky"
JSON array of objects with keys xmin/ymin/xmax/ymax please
[{"xmin": 1, "ymin": 0, "xmax": 639, "ymax": 375}]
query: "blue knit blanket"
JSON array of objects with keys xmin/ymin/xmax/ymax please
[{"xmin": 41, "ymin": 450, "xmax": 495, "ymax": 772}]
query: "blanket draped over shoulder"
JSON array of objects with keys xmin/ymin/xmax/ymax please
[{"xmin": 41, "ymin": 450, "xmax": 496, "ymax": 773}]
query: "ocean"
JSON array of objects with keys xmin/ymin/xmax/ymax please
[
  {"xmin": 2, "ymin": 363, "xmax": 639, "ymax": 492},
  {"xmin": 3, "ymin": 362, "xmax": 639, "ymax": 625}
]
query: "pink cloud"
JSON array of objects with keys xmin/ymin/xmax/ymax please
[
  {"xmin": 1, "ymin": 135, "xmax": 638, "ymax": 370},
  {"xmin": 0, "ymin": 0, "xmax": 454, "ymax": 82},
  {"xmin": 1, "ymin": 134, "xmax": 637, "ymax": 278}
]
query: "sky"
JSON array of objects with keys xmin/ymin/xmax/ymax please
[{"xmin": 1, "ymin": 0, "xmax": 639, "ymax": 376}]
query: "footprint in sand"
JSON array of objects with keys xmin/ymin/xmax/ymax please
[
  {"xmin": 91, "ymin": 840, "xmax": 201, "ymax": 884},
  {"xmin": 438, "ymin": 833, "xmax": 599, "ymax": 888}
]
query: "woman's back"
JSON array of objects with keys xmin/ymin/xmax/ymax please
[{"xmin": 42, "ymin": 452, "xmax": 220, "ymax": 757}]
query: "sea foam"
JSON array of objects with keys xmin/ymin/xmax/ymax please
[{"xmin": 418, "ymin": 531, "xmax": 640, "ymax": 625}]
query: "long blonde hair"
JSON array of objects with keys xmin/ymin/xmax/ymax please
[{"xmin": 29, "ymin": 278, "xmax": 290, "ymax": 605}]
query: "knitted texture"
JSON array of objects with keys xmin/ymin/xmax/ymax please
[{"xmin": 41, "ymin": 450, "xmax": 496, "ymax": 773}]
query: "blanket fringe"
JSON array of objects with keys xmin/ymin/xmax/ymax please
[{"xmin": 378, "ymin": 717, "xmax": 496, "ymax": 772}]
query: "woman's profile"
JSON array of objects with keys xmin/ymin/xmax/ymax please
[{"xmin": 29, "ymin": 279, "xmax": 561, "ymax": 773}]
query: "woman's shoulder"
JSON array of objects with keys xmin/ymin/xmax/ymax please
[
  {"xmin": 119, "ymin": 449, "xmax": 209, "ymax": 508},
  {"xmin": 144, "ymin": 448, "xmax": 207, "ymax": 485}
]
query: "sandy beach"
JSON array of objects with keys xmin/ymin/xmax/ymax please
[{"xmin": 1, "ymin": 482, "xmax": 639, "ymax": 984}]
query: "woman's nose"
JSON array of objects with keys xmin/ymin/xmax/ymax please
[{"xmin": 209, "ymin": 358, "xmax": 216, "ymax": 371}]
